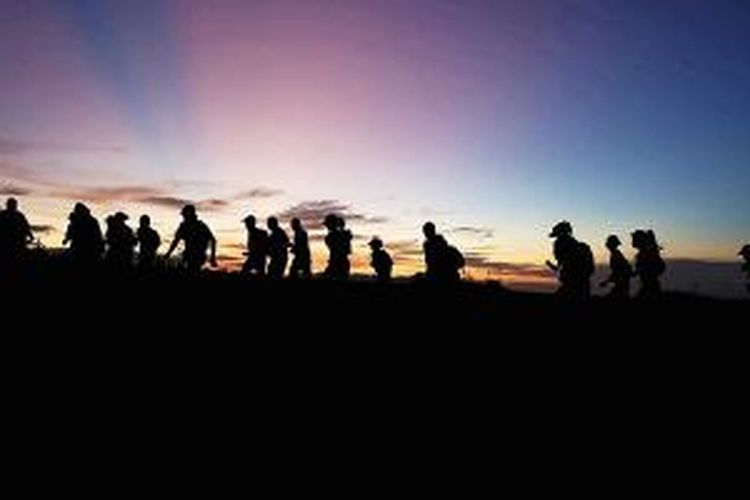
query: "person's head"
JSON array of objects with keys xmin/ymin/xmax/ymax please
[
  {"xmin": 606, "ymin": 235, "xmax": 621, "ymax": 250},
  {"xmin": 139, "ymin": 215, "xmax": 151, "ymax": 228},
  {"xmin": 291, "ymin": 217, "xmax": 302, "ymax": 231},
  {"xmin": 422, "ymin": 222, "xmax": 436, "ymax": 239},
  {"xmin": 549, "ymin": 221, "xmax": 573, "ymax": 238},
  {"xmin": 6, "ymin": 197, "xmax": 18, "ymax": 211},
  {"xmin": 243, "ymin": 214, "xmax": 256, "ymax": 228},
  {"xmin": 267, "ymin": 216, "xmax": 279, "ymax": 230},
  {"xmin": 631, "ymin": 229, "xmax": 648, "ymax": 250},
  {"xmin": 739, "ymin": 244, "xmax": 750, "ymax": 260},
  {"xmin": 181, "ymin": 204, "xmax": 197, "ymax": 221},
  {"xmin": 114, "ymin": 211, "xmax": 129, "ymax": 224},
  {"xmin": 323, "ymin": 214, "xmax": 338, "ymax": 230},
  {"xmin": 369, "ymin": 237, "xmax": 383, "ymax": 251},
  {"xmin": 74, "ymin": 202, "xmax": 89, "ymax": 217}
]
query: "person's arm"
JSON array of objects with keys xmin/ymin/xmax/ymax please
[
  {"xmin": 22, "ymin": 216, "xmax": 33, "ymax": 244},
  {"xmin": 164, "ymin": 234, "xmax": 180, "ymax": 259},
  {"xmin": 545, "ymin": 260, "xmax": 558, "ymax": 272}
]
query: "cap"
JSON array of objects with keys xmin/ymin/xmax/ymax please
[{"xmin": 549, "ymin": 221, "xmax": 572, "ymax": 238}]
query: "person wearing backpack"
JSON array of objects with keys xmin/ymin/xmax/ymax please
[
  {"xmin": 546, "ymin": 221, "xmax": 593, "ymax": 299},
  {"xmin": 632, "ymin": 229, "xmax": 665, "ymax": 298},
  {"xmin": 422, "ymin": 222, "xmax": 463, "ymax": 283}
]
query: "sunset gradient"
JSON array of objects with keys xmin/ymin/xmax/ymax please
[{"xmin": 2, "ymin": 0, "xmax": 749, "ymax": 291}]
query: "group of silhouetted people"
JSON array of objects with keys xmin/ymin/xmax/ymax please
[
  {"xmin": 1, "ymin": 197, "xmax": 748, "ymax": 297},
  {"xmin": 546, "ymin": 221, "xmax": 667, "ymax": 299},
  {"xmin": 61, "ymin": 202, "xmax": 165, "ymax": 273}
]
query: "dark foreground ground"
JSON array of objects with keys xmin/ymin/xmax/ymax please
[{"xmin": 2, "ymin": 269, "xmax": 746, "ymax": 486}]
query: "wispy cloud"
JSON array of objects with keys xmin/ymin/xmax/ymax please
[
  {"xmin": 199, "ymin": 198, "xmax": 230, "ymax": 211},
  {"xmin": 0, "ymin": 136, "xmax": 126, "ymax": 155},
  {"xmin": 51, "ymin": 185, "xmax": 231, "ymax": 212},
  {"xmin": 58, "ymin": 186, "xmax": 162, "ymax": 201},
  {"xmin": 277, "ymin": 200, "xmax": 387, "ymax": 229},
  {"xmin": 135, "ymin": 195, "xmax": 193, "ymax": 209},
  {"xmin": 234, "ymin": 187, "xmax": 283, "ymax": 199},
  {"xmin": 0, "ymin": 182, "xmax": 31, "ymax": 196},
  {"xmin": 30, "ymin": 224, "xmax": 55, "ymax": 234},
  {"xmin": 462, "ymin": 251, "xmax": 552, "ymax": 278},
  {"xmin": 450, "ymin": 226, "xmax": 494, "ymax": 239}
]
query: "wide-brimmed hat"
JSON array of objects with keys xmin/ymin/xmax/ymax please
[
  {"xmin": 549, "ymin": 221, "xmax": 572, "ymax": 238},
  {"xmin": 606, "ymin": 235, "xmax": 621, "ymax": 247}
]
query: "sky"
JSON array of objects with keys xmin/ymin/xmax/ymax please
[{"xmin": 1, "ymin": 0, "xmax": 748, "ymax": 294}]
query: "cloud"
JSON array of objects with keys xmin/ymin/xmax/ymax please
[
  {"xmin": 59, "ymin": 186, "xmax": 163, "ymax": 202},
  {"xmin": 450, "ymin": 226, "xmax": 494, "ymax": 239},
  {"xmin": 30, "ymin": 224, "xmax": 55, "ymax": 234},
  {"xmin": 462, "ymin": 251, "xmax": 553, "ymax": 278},
  {"xmin": 276, "ymin": 200, "xmax": 387, "ymax": 229},
  {"xmin": 234, "ymin": 187, "xmax": 283, "ymax": 199},
  {"xmin": 0, "ymin": 136, "xmax": 126, "ymax": 155},
  {"xmin": 136, "ymin": 195, "xmax": 193, "ymax": 209},
  {"xmin": 50, "ymin": 185, "xmax": 230, "ymax": 212},
  {"xmin": 222, "ymin": 242, "xmax": 247, "ymax": 251},
  {"xmin": 0, "ymin": 183, "xmax": 31, "ymax": 196},
  {"xmin": 198, "ymin": 198, "xmax": 230, "ymax": 211},
  {"xmin": 386, "ymin": 240, "xmax": 423, "ymax": 261}
]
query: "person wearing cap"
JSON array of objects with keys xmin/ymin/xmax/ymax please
[
  {"xmin": 104, "ymin": 211, "xmax": 137, "ymax": 272},
  {"xmin": 136, "ymin": 215, "xmax": 161, "ymax": 271},
  {"xmin": 740, "ymin": 244, "xmax": 750, "ymax": 294},
  {"xmin": 546, "ymin": 221, "xmax": 577, "ymax": 295},
  {"xmin": 0, "ymin": 197, "xmax": 34, "ymax": 276},
  {"xmin": 600, "ymin": 234, "xmax": 632, "ymax": 299},
  {"xmin": 369, "ymin": 237, "xmax": 393, "ymax": 283},
  {"xmin": 165, "ymin": 204, "xmax": 217, "ymax": 273},
  {"xmin": 241, "ymin": 214, "xmax": 268, "ymax": 277}
]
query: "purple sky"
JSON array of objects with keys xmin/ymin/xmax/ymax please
[{"xmin": 1, "ymin": 0, "xmax": 748, "ymax": 295}]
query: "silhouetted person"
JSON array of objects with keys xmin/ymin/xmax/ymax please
[
  {"xmin": 422, "ymin": 222, "xmax": 462, "ymax": 283},
  {"xmin": 546, "ymin": 221, "xmax": 593, "ymax": 299},
  {"xmin": 105, "ymin": 212, "xmax": 137, "ymax": 273},
  {"xmin": 267, "ymin": 216, "xmax": 289, "ymax": 279},
  {"xmin": 136, "ymin": 215, "xmax": 161, "ymax": 270},
  {"xmin": 0, "ymin": 197, "xmax": 33, "ymax": 275},
  {"xmin": 369, "ymin": 237, "xmax": 393, "ymax": 283},
  {"xmin": 600, "ymin": 235, "xmax": 632, "ymax": 299},
  {"xmin": 632, "ymin": 229, "xmax": 665, "ymax": 298},
  {"xmin": 164, "ymin": 205, "xmax": 217, "ymax": 273},
  {"xmin": 63, "ymin": 202, "xmax": 104, "ymax": 270},
  {"xmin": 740, "ymin": 244, "xmax": 750, "ymax": 295},
  {"xmin": 324, "ymin": 214, "xmax": 352, "ymax": 281},
  {"xmin": 242, "ymin": 215, "xmax": 268, "ymax": 277},
  {"xmin": 289, "ymin": 218, "xmax": 311, "ymax": 279}
]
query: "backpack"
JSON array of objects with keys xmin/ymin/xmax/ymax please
[
  {"xmin": 577, "ymin": 242, "xmax": 595, "ymax": 277},
  {"xmin": 448, "ymin": 245, "xmax": 465, "ymax": 270}
]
